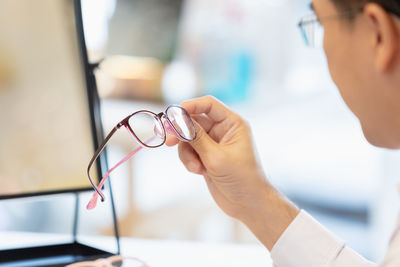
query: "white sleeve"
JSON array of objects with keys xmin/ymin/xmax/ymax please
[
  {"xmin": 270, "ymin": 210, "xmax": 376, "ymax": 267},
  {"xmin": 380, "ymin": 222, "xmax": 400, "ymax": 267}
]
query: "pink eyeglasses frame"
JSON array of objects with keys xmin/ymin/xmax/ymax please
[
  {"xmin": 65, "ymin": 255, "xmax": 149, "ymax": 267},
  {"xmin": 86, "ymin": 105, "xmax": 196, "ymax": 209}
]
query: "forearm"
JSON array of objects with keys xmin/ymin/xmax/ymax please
[
  {"xmin": 240, "ymin": 181, "xmax": 377, "ymax": 267},
  {"xmin": 240, "ymin": 181, "xmax": 300, "ymax": 251}
]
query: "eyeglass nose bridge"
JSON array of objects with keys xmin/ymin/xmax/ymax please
[
  {"xmin": 157, "ymin": 112, "xmax": 180, "ymax": 137},
  {"xmin": 156, "ymin": 112, "xmax": 164, "ymax": 119}
]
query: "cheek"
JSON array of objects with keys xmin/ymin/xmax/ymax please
[
  {"xmin": 323, "ymin": 27, "xmax": 360, "ymax": 112},
  {"xmin": 323, "ymin": 27, "xmax": 342, "ymax": 85},
  {"xmin": 322, "ymin": 26, "xmax": 393, "ymax": 147}
]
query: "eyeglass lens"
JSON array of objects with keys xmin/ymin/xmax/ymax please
[
  {"xmin": 300, "ymin": 16, "xmax": 324, "ymax": 48},
  {"xmin": 166, "ymin": 106, "xmax": 196, "ymax": 140},
  {"xmin": 128, "ymin": 112, "xmax": 165, "ymax": 147}
]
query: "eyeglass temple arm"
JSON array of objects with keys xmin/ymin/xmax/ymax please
[
  {"xmin": 87, "ymin": 143, "xmax": 145, "ymax": 210},
  {"xmin": 87, "ymin": 126, "xmax": 119, "ymax": 202}
]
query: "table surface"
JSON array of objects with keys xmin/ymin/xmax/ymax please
[{"xmin": 0, "ymin": 231, "xmax": 273, "ymax": 267}]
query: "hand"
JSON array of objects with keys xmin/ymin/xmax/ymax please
[{"xmin": 167, "ymin": 96, "xmax": 299, "ymax": 250}]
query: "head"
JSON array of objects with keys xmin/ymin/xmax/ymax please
[{"xmin": 312, "ymin": 0, "xmax": 400, "ymax": 148}]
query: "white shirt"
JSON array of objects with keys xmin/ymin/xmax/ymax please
[{"xmin": 270, "ymin": 210, "xmax": 400, "ymax": 267}]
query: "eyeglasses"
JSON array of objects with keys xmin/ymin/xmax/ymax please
[
  {"xmin": 298, "ymin": 9, "xmax": 363, "ymax": 48},
  {"xmin": 86, "ymin": 105, "xmax": 196, "ymax": 210},
  {"xmin": 65, "ymin": 255, "xmax": 149, "ymax": 267}
]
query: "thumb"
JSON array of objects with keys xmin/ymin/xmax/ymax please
[{"xmin": 189, "ymin": 120, "xmax": 218, "ymax": 158}]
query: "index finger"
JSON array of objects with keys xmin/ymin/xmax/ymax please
[{"xmin": 181, "ymin": 95, "xmax": 232, "ymax": 123}]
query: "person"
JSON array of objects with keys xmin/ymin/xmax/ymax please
[{"xmin": 166, "ymin": 0, "xmax": 400, "ymax": 266}]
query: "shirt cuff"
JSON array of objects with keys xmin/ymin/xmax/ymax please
[{"xmin": 271, "ymin": 210, "xmax": 345, "ymax": 267}]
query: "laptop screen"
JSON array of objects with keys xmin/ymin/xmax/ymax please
[{"xmin": 0, "ymin": 0, "xmax": 97, "ymax": 198}]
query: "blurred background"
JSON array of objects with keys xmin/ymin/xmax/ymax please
[{"xmin": 1, "ymin": 0, "xmax": 400, "ymax": 263}]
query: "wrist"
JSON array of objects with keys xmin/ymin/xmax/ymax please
[{"xmin": 240, "ymin": 181, "xmax": 300, "ymax": 251}]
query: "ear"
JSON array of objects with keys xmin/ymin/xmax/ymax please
[{"xmin": 363, "ymin": 3, "xmax": 400, "ymax": 72}]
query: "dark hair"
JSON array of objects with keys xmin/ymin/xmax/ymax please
[{"xmin": 332, "ymin": 0, "xmax": 400, "ymax": 17}]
